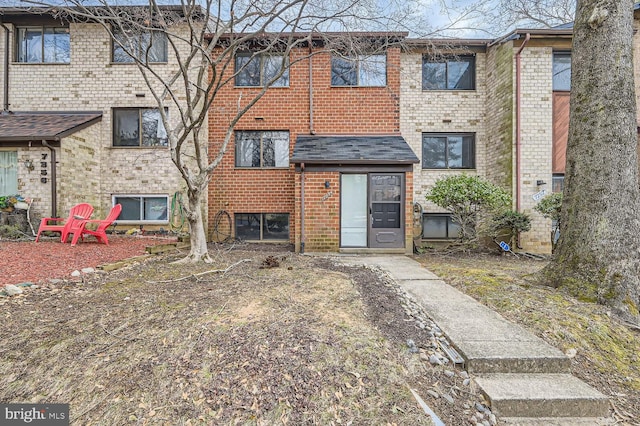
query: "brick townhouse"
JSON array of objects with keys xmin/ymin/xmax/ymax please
[
  {"xmin": 208, "ymin": 33, "xmax": 419, "ymax": 253},
  {"xmin": 0, "ymin": 6, "xmax": 197, "ymax": 229}
]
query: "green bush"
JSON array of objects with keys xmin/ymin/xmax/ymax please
[
  {"xmin": 426, "ymin": 175, "xmax": 511, "ymax": 248},
  {"xmin": 491, "ymin": 210, "xmax": 531, "ymax": 249},
  {"xmin": 534, "ymin": 192, "xmax": 563, "ymax": 252}
]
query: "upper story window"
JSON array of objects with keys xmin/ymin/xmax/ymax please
[
  {"xmin": 113, "ymin": 108, "xmax": 168, "ymax": 147},
  {"xmin": 331, "ymin": 54, "xmax": 387, "ymax": 87},
  {"xmin": 112, "ymin": 28, "xmax": 168, "ymax": 63},
  {"xmin": 422, "ymin": 55, "xmax": 475, "ymax": 90},
  {"xmin": 235, "ymin": 131, "xmax": 289, "ymax": 168},
  {"xmin": 422, "ymin": 133, "xmax": 475, "ymax": 169},
  {"xmin": 16, "ymin": 26, "xmax": 70, "ymax": 63},
  {"xmin": 553, "ymin": 52, "xmax": 571, "ymax": 91},
  {"xmin": 235, "ymin": 53, "xmax": 289, "ymax": 87}
]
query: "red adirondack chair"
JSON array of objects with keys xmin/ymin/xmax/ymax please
[
  {"xmin": 72, "ymin": 204, "xmax": 122, "ymax": 246},
  {"xmin": 35, "ymin": 203, "xmax": 94, "ymax": 243}
]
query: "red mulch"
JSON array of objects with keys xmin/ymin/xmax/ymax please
[{"xmin": 0, "ymin": 235, "xmax": 177, "ymax": 286}]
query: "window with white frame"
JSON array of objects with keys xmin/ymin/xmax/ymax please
[
  {"xmin": 16, "ymin": 26, "xmax": 70, "ymax": 63},
  {"xmin": 331, "ymin": 54, "xmax": 387, "ymax": 87},
  {"xmin": 113, "ymin": 195, "xmax": 169, "ymax": 222},
  {"xmin": 0, "ymin": 151, "xmax": 18, "ymax": 196},
  {"xmin": 235, "ymin": 53, "xmax": 289, "ymax": 87},
  {"xmin": 113, "ymin": 108, "xmax": 168, "ymax": 147},
  {"xmin": 112, "ymin": 28, "xmax": 168, "ymax": 63},
  {"xmin": 422, "ymin": 133, "xmax": 475, "ymax": 169},
  {"xmin": 422, "ymin": 55, "xmax": 475, "ymax": 90},
  {"xmin": 235, "ymin": 213, "xmax": 290, "ymax": 240},
  {"xmin": 422, "ymin": 214, "xmax": 461, "ymax": 239},
  {"xmin": 235, "ymin": 131, "xmax": 289, "ymax": 168}
]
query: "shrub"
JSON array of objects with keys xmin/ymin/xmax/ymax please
[
  {"xmin": 534, "ymin": 192, "xmax": 563, "ymax": 252},
  {"xmin": 426, "ymin": 175, "xmax": 511, "ymax": 249},
  {"xmin": 491, "ymin": 210, "xmax": 531, "ymax": 249}
]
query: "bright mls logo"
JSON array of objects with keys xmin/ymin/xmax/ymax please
[{"xmin": 1, "ymin": 404, "xmax": 69, "ymax": 425}]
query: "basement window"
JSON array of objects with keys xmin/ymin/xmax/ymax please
[
  {"xmin": 113, "ymin": 195, "xmax": 169, "ymax": 223},
  {"xmin": 422, "ymin": 214, "xmax": 461, "ymax": 239},
  {"xmin": 235, "ymin": 213, "xmax": 289, "ymax": 241}
]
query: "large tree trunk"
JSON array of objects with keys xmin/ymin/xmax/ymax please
[{"xmin": 543, "ymin": 0, "xmax": 640, "ymax": 325}]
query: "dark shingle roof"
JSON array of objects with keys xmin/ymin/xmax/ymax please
[
  {"xmin": 291, "ymin": 135, "xmax": 418, "ymax": 165},
  {"xmin": 0, "ymin": 111, "xmax": 102, "ymax": 142}
]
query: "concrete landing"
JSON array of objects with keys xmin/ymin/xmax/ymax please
[{"xmin": 339, "ymin": 255, "xmax": 610, "ymax": 421}]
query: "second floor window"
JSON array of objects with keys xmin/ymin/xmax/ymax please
[
  {"xmin": 113, "ymin": 108, "xmax": 168, "ymax": 147},
  {"xmin": 235, "ymin": 53, "xmax": 289, "ymax": 87},
  {"xmin": 423, "ymin": 55, "xmax": 475, "ymax": 90},
  {"xmin": 422, "ymin": 133, "xmax": 475, "ymax": 169},
  {"xmin": 113, "ymin": 29, "xmax": 168, "ymax": 63},
  {"xmin": 553, "ymin": 52, "xmax": 571, "ymax": 91},
  {"xmin": 235, "ymin": 131, "xmax": 289, "ymax": 168},
  {"xmin": 16, "ymin": 26, "xmax": 70, "ymax": 63},
  {"xmin": 331, "ymin": 54, "xmax": 387, "ymax": 87}
]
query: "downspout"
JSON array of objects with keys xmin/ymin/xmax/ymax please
[
  {"xmin": 515, "ymin": 33, "xmax": 531, "ymax": 214},
  {"xmin": 514, "ymin": 33, "xmax": 530, "ymax": 250},
  {"xmin": 2, "ymin": 21, "xmax": 10, "ymax": 112},
  {"xmin": 300, "ymin": 163, "xmax": 305, "ymax": 254},
  {"xmin": 308, "ymin": 46, "xmax": 315, "ymax": 135},
  {"xmin": 42, "ymin": 140, "xmax": 57, "ymax": 218}
]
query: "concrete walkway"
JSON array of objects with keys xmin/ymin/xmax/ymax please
[{"xmin": 339, "ymin": 255, "xmax": 610, "ymax": 424}]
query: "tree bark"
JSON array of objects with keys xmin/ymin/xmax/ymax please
[
  {"xmin": 174, "ymin": 188, "xmax": 212, "ymax": 264},
  {"xmin": 543, "ymin": 0, "xmax": 640, "ymax": 325}
]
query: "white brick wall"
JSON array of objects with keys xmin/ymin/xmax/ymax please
[
  {"xmin": 400, "ymin": 51, "xmax": 487, "ymax": 214},
  {"xmin": 0, "ymin": 22, "xmax": 204, "ymax": 227}
]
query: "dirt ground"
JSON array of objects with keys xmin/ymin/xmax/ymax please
[
  {"xmin": 1, "ymin": 242, "xmax": 488, "ymax": 425},
  {"xmin": 1, "ymin": 242, "xmax": 637, "ymax": 425}
]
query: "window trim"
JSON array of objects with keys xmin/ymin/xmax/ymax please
[
  {"xmin": 330, "ymin": 53, "xmax": 387, "ymax": 87},
  {"xmin": 234, "ymin": 213, "xmax": 290, "ymax": 241},
  {"xmin": 234, "ymin": 52, "xmax": 290, "ymax": 87},
  {"xmin": 15, "ymin": 25, "xmax": 70, "ymax": 64},
  {"xmin": 234, "ymin": 130, "xmax": 290, "ymax": 169},
  {"xmin": 112, "ymin": 107, "xmax": 169, "ymax": 148},
  {"xmin": 421, "ymin": 132, "xmax": 476, "ymax": 170},
  {"xmin": 111, "ymin": 194, "xmax": 170, "ymax": 224},
  {"xmin": 422, "ymin": 213, "xmax": 460, "ymax": 240},
  {"xmin": 422, "ymin": 54, "xmax": 476, "ymax": 91},
  {"xmin": 111, "ymin": 28, "xmax": 168, "ymax": 64}
]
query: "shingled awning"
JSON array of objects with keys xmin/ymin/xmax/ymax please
[
  {"xmin": 291, "ymin": 135, "xmax": 419, "ymax": 165},
  {"xmin": 0, "ymin": 111, "xmax": 102, "ymax": 142}
]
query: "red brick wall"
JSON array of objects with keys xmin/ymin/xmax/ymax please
[{"xmin": 208, "ymin": 45, "xmax": 402, "ymax": 248}]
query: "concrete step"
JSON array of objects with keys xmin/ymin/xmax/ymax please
[
  {"xmin": 459, "ymin": 340, "xmax": 571, "ymax": 374},
  {"xmin": 475, "ymin": 373, "xmax": 610, "ymax": 418}
]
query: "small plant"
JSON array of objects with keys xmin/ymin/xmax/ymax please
[
  {"xmin": 0, "ymin": 194, "xmax": 25, "ymax": 211},
  {"xmin": 534, "ymin": 192, "xmax": 563, "ymax": 252},
  {"xmin": 426, "ymin": 175, "xmax": 511, "ymax": 250},
  {"xmin": 491, "ymin": 210, "xmax": 531, "ymax": 249}
]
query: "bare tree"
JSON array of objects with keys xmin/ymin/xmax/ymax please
[
  {"xmin": 494, "ymin": 0, "xmax": 575, "ymax": 28},
  {"xmin": 542, "ymin": 0, "xmax": 640, "ymax": 327},
  {"xmin": 25, "ymin": 0, "xmax": 414, "ymax": 262}
]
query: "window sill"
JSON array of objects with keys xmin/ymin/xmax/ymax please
[
  {"xmin": 109, "ymin": 61, "xmax": 168, "ymax": 65},
  {"xmin": 234, "ymin": 167, "xmax": 291, "ymax": 170},
  {"xmin": 109, "ymin": 146, "xmax": 169, "ymax": 149},
  {"xmin": 115, "ymin": 220, "xmax": 169, "ymax": 225},
  {"xmin": 421, "ymin": 89, "xmax": 476, "ymax": 92},
  {"xmin": 331, "ymin": 85, "xmax": 387, "ymax": 88},
  {"xmin": 233, "ymin": 85, "xmax": 290, "ymax": 89},
  {"xmin": 11, "ymin": 62, "xmax": 70, "ymax": 65},
  {"xmin": 421, "ymin": 168, "xmax": 476, "ymax": 171}
]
